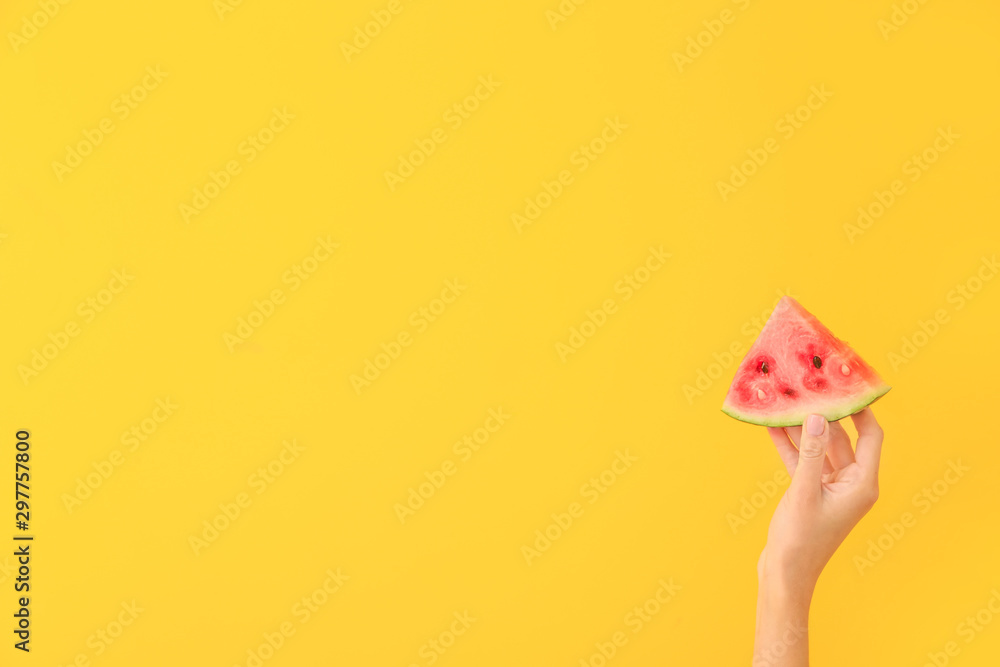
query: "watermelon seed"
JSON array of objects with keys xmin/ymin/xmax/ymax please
[
  {"xmin": 757, "ymin": 389, "xmax": 766, "ymax": 399},
  {"xmin": 760, "ymin": 361, "xmax": 769, "ymax": 374},
  {"xmin": 841, "ymin": 364, "xmax": 851, "ymax": 375},
  {"xmin": 783, "ymin": 388, "xmax": 796, "ymax": 397},
  {"xmin": 812, "ymin": 356, "xmax": 822, "ymax": 369}
]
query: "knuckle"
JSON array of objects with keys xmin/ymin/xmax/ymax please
[{"xmin": 799, "ymin": 442, "xmax": 826, "ymax": 459}]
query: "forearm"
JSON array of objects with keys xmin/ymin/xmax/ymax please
[{"xmin": 753, "ymin": 572, "xmax": 812, "ymax": 667}]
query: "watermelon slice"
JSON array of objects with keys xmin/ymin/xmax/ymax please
[{"xmin": 721, "ymin": 297, "xmax": 890, "ymax": 427}]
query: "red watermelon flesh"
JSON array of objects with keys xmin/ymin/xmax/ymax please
[{"xmin": 721, "ymin": 297, "xmax": 890, "ymax": 427}]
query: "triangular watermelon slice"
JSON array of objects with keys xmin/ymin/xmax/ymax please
[{"xmin": 721, "ymin": 297, "xmax": 890, "ymax": 427}]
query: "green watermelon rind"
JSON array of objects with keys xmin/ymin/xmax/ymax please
[{"xmin": 721, "ymin": 384, "xmax": 891, "ymax": 427}]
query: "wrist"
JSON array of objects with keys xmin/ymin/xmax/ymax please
[
  {"xmin": 758, "ymin": 558, "xmax": 818, "ymax": 608},
  {"xmin": 754, "ymin": 573, "xmax": 812, "ymax": 666}
]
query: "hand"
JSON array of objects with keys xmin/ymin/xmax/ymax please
[
  {"xmin": 761, "ymin": 408, "xmax": 883, "ymax": 589},
  {"xmin": 752, "ymin": 408, "xmax": 884, "ymax": 667}
]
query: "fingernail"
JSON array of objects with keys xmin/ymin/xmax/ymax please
[{"xmin": 806, "ymin": 414, "xmax": 826, "ymax": 436}]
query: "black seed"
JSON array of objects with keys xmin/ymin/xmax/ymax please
[
  {"xmin": 761, "ymin": 362, "xmax": 769, "ymax": 374},
  {"xmin": 784, "ymin": 388, "xmax": 796, "ymax": 397},
  {"xmin": 812, "ymin": 355, "xmax": 822, "ymax": 369}
]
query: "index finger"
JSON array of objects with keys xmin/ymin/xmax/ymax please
[
  {"xmin": 767, "ymin": 427, "xmax": 798, "ymax": 476},
  {"xmin": 851, "ymin": 407, "xmax": 884, "ymax": 476}
]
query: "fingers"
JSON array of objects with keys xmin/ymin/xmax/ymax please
[
  {"xmin": 851, "ymin": 408, "xmax": 884, "ymax": 476},
  {"xmin": 767, "ymin": 427, "xmax": 798, "ymax": 475},
  {"xmin": 825, "ymin": 420, "xmax": 856, "ymax": 470},
  {"xmin": 790, "ymin": 414, "xmax": 830, "ymax": 500},
  {"xmin": 784, "ymin": 425, "xmax": 835, "ymax": 474}
]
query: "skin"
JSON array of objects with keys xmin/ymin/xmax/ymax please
[{"xmin": 752, "ymin": 408, "xmax": 884, "ymax": 666}]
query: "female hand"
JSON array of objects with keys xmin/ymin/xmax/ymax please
[
  {"xmin": 753, "ymin": 408, "xmax": 884, "ymax": 666},
  {"xmin": 761, "ymin": 408, "xmax": 883, "ymax": 587}
]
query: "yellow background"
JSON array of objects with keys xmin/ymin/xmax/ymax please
[{"xmin": 2, "ymin": 0, "xmax": 999, "ymax": 665}]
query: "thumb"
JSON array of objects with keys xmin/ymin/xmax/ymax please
[{"xmin": 791, "ymin": 414, "xmax": 829, "ymax": 498}]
